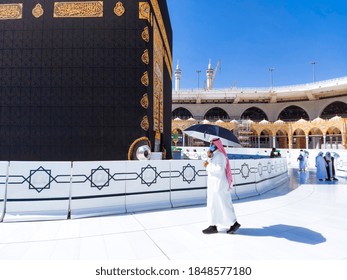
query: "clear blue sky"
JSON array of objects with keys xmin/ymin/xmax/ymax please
[{"xmin": 167, "ymin": 0, "xmax": 347, "ymax": 89}]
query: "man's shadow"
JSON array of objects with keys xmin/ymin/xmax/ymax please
[{"xmin": 237, "ymin": 224, "xmax": 326, "ymax": 245}]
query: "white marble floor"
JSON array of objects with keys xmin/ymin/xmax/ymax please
[{"xmin": 0, "ymin": 169, "xmax": 346, "ymax": 260}]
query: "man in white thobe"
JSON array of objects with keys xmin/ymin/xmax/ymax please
[
  {"xmin": 315, "ymin": 151, "xmax": 327, "ymax": 181},
  {"xmin": 202, "ymin": 138, "xmax": 240, "ymax": 234}
]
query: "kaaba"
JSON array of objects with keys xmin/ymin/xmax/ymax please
[{"xmin": 0, "ymin": 0, "xmax": 172, "ymax": 160}]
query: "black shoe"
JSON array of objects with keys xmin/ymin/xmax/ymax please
[
  {"xmin": 319, "ymin": 179, "xmax": 323, "ymax": 181},
  {"xmin": 333, "ymin": 178, "xmax": 338, "ymax": 181},
  {"xmin": 227, "ymin": 222, "xmax": 241, "ymax": 234},
  {"xmin": 202, "ymin": 225, "xmax": 218, "ymax": 234}
]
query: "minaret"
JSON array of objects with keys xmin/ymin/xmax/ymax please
[
  {"xmin": 174, "ymin": 61, "xmax": 182, "ymax": 91},
  {"xmin": 206, "ymin": 59, "xmax": 213, "ymax": 90}
]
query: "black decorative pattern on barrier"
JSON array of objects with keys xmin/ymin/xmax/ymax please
[
  {"xmin": 90, "ymin": 166, "xmax": 112, "ymax": 190},
  {"xmin": 181, "ymin": 164, "xmax": 198, "ymax": 184},
  {"xmin": 139, "ymin": 165, "xmax": 160, "ymax": 187},
  {"xmin": 28, "ymin": 167, "xmax": 54, "ymax": 193},
  {"xmin": 2, "ymin": 161, "xmax": 285, "ymax": 193}
]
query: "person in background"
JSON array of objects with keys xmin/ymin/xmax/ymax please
[
  {"xmin": 331, "ymin": 152, "xmax": 339, "ymax": 181},
  {"xmin": 315, "ymin": 151, "xmax": 327, "ymax": 181},
  {"xmin": 324, "ymin": 152, "xmax": 333, "ymax": 181},
  {"xmin": 202, "ymin": 138, "xmax": 240, "ymax": 234},
  {"xmin": 270, "ymin": 148, "xmax": 281, "ymax": 158},
  {"xmin": 270, "ymin": 148, "xmax": 276, "ymax": 158},
  {"xmin": 297, "ymin": 150, "xmax": 305, "ymax": 172},
  {"xmin": 303, "ymin": 150, "xmax": 309, "ymax": 171}
]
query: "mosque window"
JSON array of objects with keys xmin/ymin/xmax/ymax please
[
  {"xmin": 172, "ymin": 107, "xmax": 192, "ymax": 119},
  {"xmin": 278, "ymin": 106, "xmax": 309, "ymax": 121},
  {"xmin": 204, "ymin": 107, "xmax": 229, "ymax": 121},
  {"xmin": 320, "ymin": 101, "xmax": 347, "ymax": 119},
  {"xmin": 240, "ymin": 107, "xmax": 268, "ymax": 121}
]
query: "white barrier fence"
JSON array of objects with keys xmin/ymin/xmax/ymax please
[
  {"xmin": 180, "ymin": 146, "xmax": 347, "ymax": 178},
  {"xmin": 0, "ymin": 158, "xmax": 288, "ymax": 222}
]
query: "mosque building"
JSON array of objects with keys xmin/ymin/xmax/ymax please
[{"xmin": 172, "ymin": 61, "xmax": 347, "ymax": 150}]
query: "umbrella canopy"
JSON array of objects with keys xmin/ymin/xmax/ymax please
[{"xmin": 184, "ymin": 124, "xmax": 241, "ymax": 147}]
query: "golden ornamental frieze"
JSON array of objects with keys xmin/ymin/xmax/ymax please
[
  {"xmin": 164, "ymin": 52, "xmax": 172, "ymax": 79},
  {"xmin": 0, "ymin": 3, "xmax": 22, "ymax": 20},
  {"xmin": 139, "ymin": 2, "xmax": 151, "ymax": 22},
  {"xmin": 150, "ymin": 0, "xmax": 172, "ymax": 71},
  {"xmin": 141, "ymin": 71, "xmax": 149, "ymax": 87},
  {"xmin": 141, "ymin": 26, "xmax": 150, "ymax": 42},
  {"xmin": 32, "ymin": 3, "xmax": 44, "ymax": 18},
  {"xmin": 140, "ymin": 93, "xmax": 149, "ymax": 109},
  {"xmin": 141, "ymin": 49, "xmax": 149, "ymax": 65},
  {"xmin": 141, "ymin": 116, "xmax": 149, "ymax": 131},
  {"xmin": 54, "ymin": 1, "xmax": 103, "ymax": 18},
  {"xmin": 114, "ymin": 1, "xmax": 125, "ymax": 16}
]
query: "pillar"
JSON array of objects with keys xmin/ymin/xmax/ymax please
[
  {"xmin": 206, "ymin": 60, "xmax": 213, "ymax": 90},
  {"xmin": 174, "ymin": 62, "xmax": 182, "ymax": 91},
  {"xmin": 288, "ymin": 135, "xmax": 293, "ymax": 149}
]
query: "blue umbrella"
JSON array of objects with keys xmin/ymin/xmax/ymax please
[{"xmin": 184, "ymin": 124, "xmax": 241, "ymax": 147}]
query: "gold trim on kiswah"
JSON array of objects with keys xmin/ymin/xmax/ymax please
[
  {"xmin": 150, "ymin": 0, "xmax": 172, "ymax": 75},
  {"xmin": 0, "ymin": 3, "xmax": 23, "ymax": 20},
  {"xmin": 32, "ymin": 3, "xmax": 44, "ymax": 18},
  {"xmin": 114, "ymin": 1, "xmax": 125, "ymax": 17},
  {"xmin": 141, "ymin": 49, "xmax": 149, "ymax": 65},
  {"xmin": 54, "ymin": 1, "xmax": 103, "ymax": 18},
  {"xmin": 140, "ymin": 93, "xmax": 149, "ymax": 109},
  {"xmin": 141, "ymin": 116, "xmax": 150, "ymax": 131},
  {"xmin": 141, "ymin": 71, "xmax": 149, "ymax": 87},
  {"xmin": 141, "ymin": 26, "xmax": 150, "ymax": 42},
  {"xmin": 128, "ymin": 137, "xmax": 151, "ymax": 160},
  {"xmin": 139, "ymin": 2, "xmax": 150, "ymax": 22}
]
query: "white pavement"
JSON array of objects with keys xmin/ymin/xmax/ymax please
[{"xmin": 0, "ymin": 169, "xmax": 346, "ymax": 260}]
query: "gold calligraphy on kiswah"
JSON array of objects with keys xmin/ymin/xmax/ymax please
[
  {"xmin": 0, "ymin": 3, "xmax": 23, "ymax": 20},
  {"xmin": 54, "ymin": 1, "xmax": 103, "ymax": 18}
]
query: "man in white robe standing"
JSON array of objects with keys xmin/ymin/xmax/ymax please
[
  {"xmin": 202, "ymin": 138, "xmax": 240, "ymax": 234},
  {"xmin": 315, "ymin": 151, "xmax": 327, "ymax": 181}
]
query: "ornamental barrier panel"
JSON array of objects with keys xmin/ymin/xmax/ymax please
[
  {"xmin": 170, "ymin": 160, "xmax": 207, "ymax": 207},
  {"xmin": 3, "ymin": 161, "xmax": 71, "ymax": 222},
  {"xmin": 70, "ymin": 161, "xmax": 127, "ymax": 219},
  {"xmin": 0, "ymin": 158, "xmax": 289, "ymax": 222},
  {"xmin": 0, "ymin": 162, "xmax": 9, "ymax": 222}
]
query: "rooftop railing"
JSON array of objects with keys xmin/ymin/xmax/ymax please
[{"xmin": 173, "ymin": 76, "xmax": 347, "ymax": 98}]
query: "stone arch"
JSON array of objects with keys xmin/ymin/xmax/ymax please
[
  {"xmin": 204, "ymin": 107, "xmax": 230, "ymax": 121},
  {"xmin": 326, "ymin": 126, "xmax": 342, "ymax": 149},
  {"xmin": 278, "ymin": 105, "xmax": 309, "ymax": 121},
  {"xmin": 259, "ymin": 129, "xmax": 273, "ymax": 149},
  {"xmin": 172, "ymin": 107, "xmax": 193, "ymax": 119},
  {"xmin": 240, "ymin": 107, "xmax": 268, "ymax": 121},
  {"xmin": 320, "ymin": 101, "xmax": 347, "ymax": 119},
  {"xmin": 308, "ymin": 127, "xmax": 324, "ymax": 149},
  {"xmin": 275, "ymin": 129, "xmax": 289, "ymax": 149},
  {"xmin": 293, "ymin": 128, "xmax": 306, "ymax": 149}
]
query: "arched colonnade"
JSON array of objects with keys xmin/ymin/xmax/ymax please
[{"xmin": 172, "ymin": 116, "xmax": 347, "ymax": 150}]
